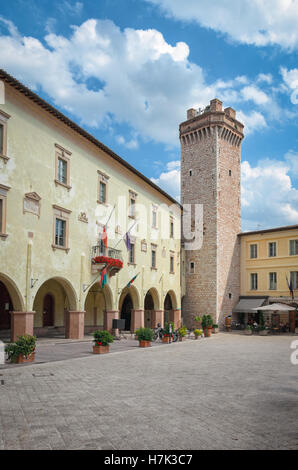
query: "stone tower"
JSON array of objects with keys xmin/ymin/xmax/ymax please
[{"xmin": 180, "ymin": 99, "xmax": 244, "ymax": 327}]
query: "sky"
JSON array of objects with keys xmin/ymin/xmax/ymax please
[{"xmin": 0, "ymin": 0, "xmax": 297, "ymax": 231}]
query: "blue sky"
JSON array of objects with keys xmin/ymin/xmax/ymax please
[{"xmin": 0, "ymin": 0, "xmax": 297, "ymax": 230}]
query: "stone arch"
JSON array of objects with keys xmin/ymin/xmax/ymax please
[
  {"xmin": 33, "ymin": 277, "xmax": 78, "ymax": 332},
  {"xmin": 144, "ymin": 288, "xmax": 161, "ymax": 328},
  {"xmin": 84, "ymin": 282, "xmax": 114, "ymax": 330},
  {"xmin": 164, "ymin": 290, "xmax": 178, "ymax": 310},
  {"xmin": 145, "ymin": 287, "xmax": 160, "ymax": 310},
  {"xmin": 119, "ymin": 285, "xmax": 141, "ymax": 332},
  {"xmin": 163, "ymin": 290, "xmax": 178, "ymax": 326},
  {"xmin": 0, "ymin": 272, "xmax": 24, "ymax": 312},
  {"xmin": 119, "ymin": 284, "xmax": 141, "ymax": 312}
]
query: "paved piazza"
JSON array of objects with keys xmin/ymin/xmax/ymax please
[{"xmin": 0, "ymin": 333, "xmax": 297, "ymax": 450}]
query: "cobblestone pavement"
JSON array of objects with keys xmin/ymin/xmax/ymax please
[{"xmin": 0, "ymin": 333, "xmax": 297, "ymax": 450}]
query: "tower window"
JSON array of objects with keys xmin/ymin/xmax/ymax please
[
  {"xmin": 189, "ymin": 262, "xmax": 195, "ymax": 274},
  {"xmin": 229, "ymin": 170, "xmax": 232, "ymax": 177},
  {"xmin": 189, "ymin": 170, "xmax": 192, "ymax": 176}
]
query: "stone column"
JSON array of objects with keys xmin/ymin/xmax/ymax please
[
  {"xmin": 65, "ymin": 311, "xmax": 85, "ymax": 339},
  {"xmin": 169, "ymin": 310, "xmax": 181, "ymax": 329},
  {"xmin": 10, "ymin": 311, "xmax": 35, "ymax": 342},
  {"xmin": 104, "ymin": 310, "xmax": 119, "ymax": 333},
  {"xmin": 152, "ymin": 310, "xmax": 164, "ymax": 328},
  {"xmin": 131, "ymin": 310, "xmax": 144, "ymax": 332}
]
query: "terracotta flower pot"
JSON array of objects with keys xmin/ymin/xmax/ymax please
[
  {"xmin": 204, "ymin": 328, "xmax": 212, "ymax": 337},
  {"xmin": 162, "ymin": 336, "xmax": 170, "ymax": 343},
  {"xmin": 15, "ymin": 352, "xmax": 35, "ymax": 364},
  {"xmin": 179, "ymin": 336, "xmax": 186, "ymax": 342},
  {"xmin": 93, "ymin": 345, "xmax": 110, "ymax": 354},
  {"xmin": 139, "ymin": 340, "xmax": 151, "ymax": 348}
]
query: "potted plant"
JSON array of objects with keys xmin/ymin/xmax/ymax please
[
  {"xmin": 5, "ymin": 334, "xmax": 36, "ymax": 364},
  {"xmin": 194, "ymin": 329, "xmax": 203, "ymax": 339},
  {"xmin": 244, "ymin": 325, "xmax": 253, "ymax": 335},
  {"xmin": 92, "ymin": 330, "xmax": 114, "ymax": 354},
  {"xmin": 135, "ymin": 327, "xmax": 154, "ymax": 347},
  {"xmin": 163, "ymin": 322, "xmax": 174, "ymax": 343},
  {"xmin": 178, "ymin": 325, "xmax": 188, "ymax": 341},
  {"xmin": 259, "ymin": 326, "xmax": 269, "ymax": 336},
  {"xmin": 201, "ymin": 315, "xmax": 213, "ymax": 337},
  {"xmin": 212, "ymin": 324, "xmax": 219, "ymax": 334}
]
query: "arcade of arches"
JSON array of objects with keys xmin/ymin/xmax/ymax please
[{"xmin": 0, "ymin": 272, "xmax": 181, "ymax": 341}]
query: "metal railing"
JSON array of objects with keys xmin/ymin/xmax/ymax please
[{"xmin": 92, "ymin": 245, "xmax": 123, "ymax": 262}]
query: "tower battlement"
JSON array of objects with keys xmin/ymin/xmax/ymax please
[{"xmin": 180, "ymin": 99, "xmax": 244, "ymax": 150}]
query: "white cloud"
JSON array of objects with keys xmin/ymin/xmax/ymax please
[
  {"xmin": 257, "ymin": 73, "xmax": 273, "ymax": 84},
  {"xmin": 151, "ymin": 161, "xmax": 181, "ymax": 200},
  {"xmin": 237, "ymin": 110, "xmax": 267, "ymax": 135},
  {"xmin": 116, "ymin": 135, "xmax": 139, "ymax": 149},
  {"xmin": 146, "ymin": 0, "xmax": 298, "ymax": 49},
  {"xmin": 241, "ymin": 85, "xmax": 270, "ymax": 105},
  {"xmin": 241, "ymin": 157, "xmax": 298, "ymax": 230},
  {"xmin": 0, "ymin": 18, "xmax": 217, "ymax": 146}
]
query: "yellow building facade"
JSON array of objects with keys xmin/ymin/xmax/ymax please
[
  {"xmin": 237, "ymin": 225, "xmax": 298, "ymax": 331},
  {"xmin": 0, "ymin": 70, "xmax": 181, "ymax": 341}
]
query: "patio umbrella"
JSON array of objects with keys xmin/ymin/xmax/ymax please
[{"xmin": 251, "ymin": 303, "xmax": 296, "ymax": 311}]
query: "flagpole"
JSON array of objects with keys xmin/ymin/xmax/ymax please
[
  {"xmin": 112, "ymin": 218, "xmax": 138, "ymax": 250},
  {"xmin": 104, "ymin": 204, "xmax": 116, "ymax": 229}
]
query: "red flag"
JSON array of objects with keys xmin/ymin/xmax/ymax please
[
  {"xmin": 100, "ymin": 266, "xmax": 107, "ymax": 289},
  {"xmin": 102, "ymin": 226, "xmax": 108, "ymax": 248}
]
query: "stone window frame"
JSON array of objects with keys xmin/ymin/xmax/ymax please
[
  {"xmin": 128, "ymin": 189, "xmax": 137, "ymax": 219},
  {"xmin": 0, "ymin": 109, "xmax": 10, "ymax": 164},
  {"xmin": 289, "ymin": 239, "xmax": 298, "ymax": 256},
  {"xmin": 151, "ymin": 243, "xmax": 157, "ymax": 270},
  {"xmin": 170, "ymin": 216, "xmax": 174, "ymax": 238},
  {"xmin": 128, "ymin": 236, "xmax": 136, "ymax": 265},
  {"xmin": 54, "ymin": 143, "xmax": 72, "ymax": 190},
  {"xmin": 290, "ymin": 271, "xmax": 298, "ymax": 290},
  {"xmin": 268, "ymin": 241, "xmax": 277, "ymax": 258},
  {"xmin": 250, "ymin": 273, "xmax": 258, "ymax": 291},
  {"xmin": 249, "ymin": 243, "xmax": 258, "ymax": 259},
  {"xmin": 52, "ymin": 204, "xmax": 71, "ymax": 252},
  {"xmin": 0, "ymin": 183, "xmax": 10, "ymax": 238},
  {"xmin": 269, "ymin": 272, "xmax": 277, "ymax": 291},
  {"xmin": 170, "ymin": 251, "xmax": 175, "ymax": 274},
  {"xmin": 97, "ymin": 170, "xmax": 109, "ymax": 205}
]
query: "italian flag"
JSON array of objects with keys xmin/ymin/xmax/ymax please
[
  {"xmin": 126, "ymin": 273, "xmax": 139, "ymax": 288},
  {"xmin": 101, "ymin": 226, "xmax": 108, "ymax": 248},
  {"xmin": 100, "ymin": 266, "xmax": 108, "ymax": 289}
]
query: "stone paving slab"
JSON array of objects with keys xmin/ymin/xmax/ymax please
[{"xmin": 0, "ymin": 333, "xmax": 297, "ymax": 450}]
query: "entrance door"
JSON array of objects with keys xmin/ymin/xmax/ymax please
[
  {"xmin": 43, "ymin": 294, "xmax": 54, "ymax": 327},
  {"xmin": 121, "ymin": 295, "xmax": 133, "ymax": 331},
  {"xmin": 0, "ymin": 281, "xmax": 12, "ymax": 330}
]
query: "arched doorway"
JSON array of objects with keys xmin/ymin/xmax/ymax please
[
  {"xmin": 121, "ymin": 294, "xmax": 133, "ymax": 331},
  {"xmin": 84, "ymin": 283, "xmax": 113, "ymax": 332},
  {"xmin": 33, "ymin": 277, "xmax": 77, "ymax": 336},
  {"xmin": 43, "ymin": 294, "xmax": 54, "ymax": 327},
  {"xmin": 144, "ymin": 291, "xmax": 154, "ymax": 328},
  {"xmin": 0, "ymin": 281, "xmax": 13, "ymax": 330},
  {"xmin": 164, "ymin": 293, "xmax": 173, "ymax": 325}
]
